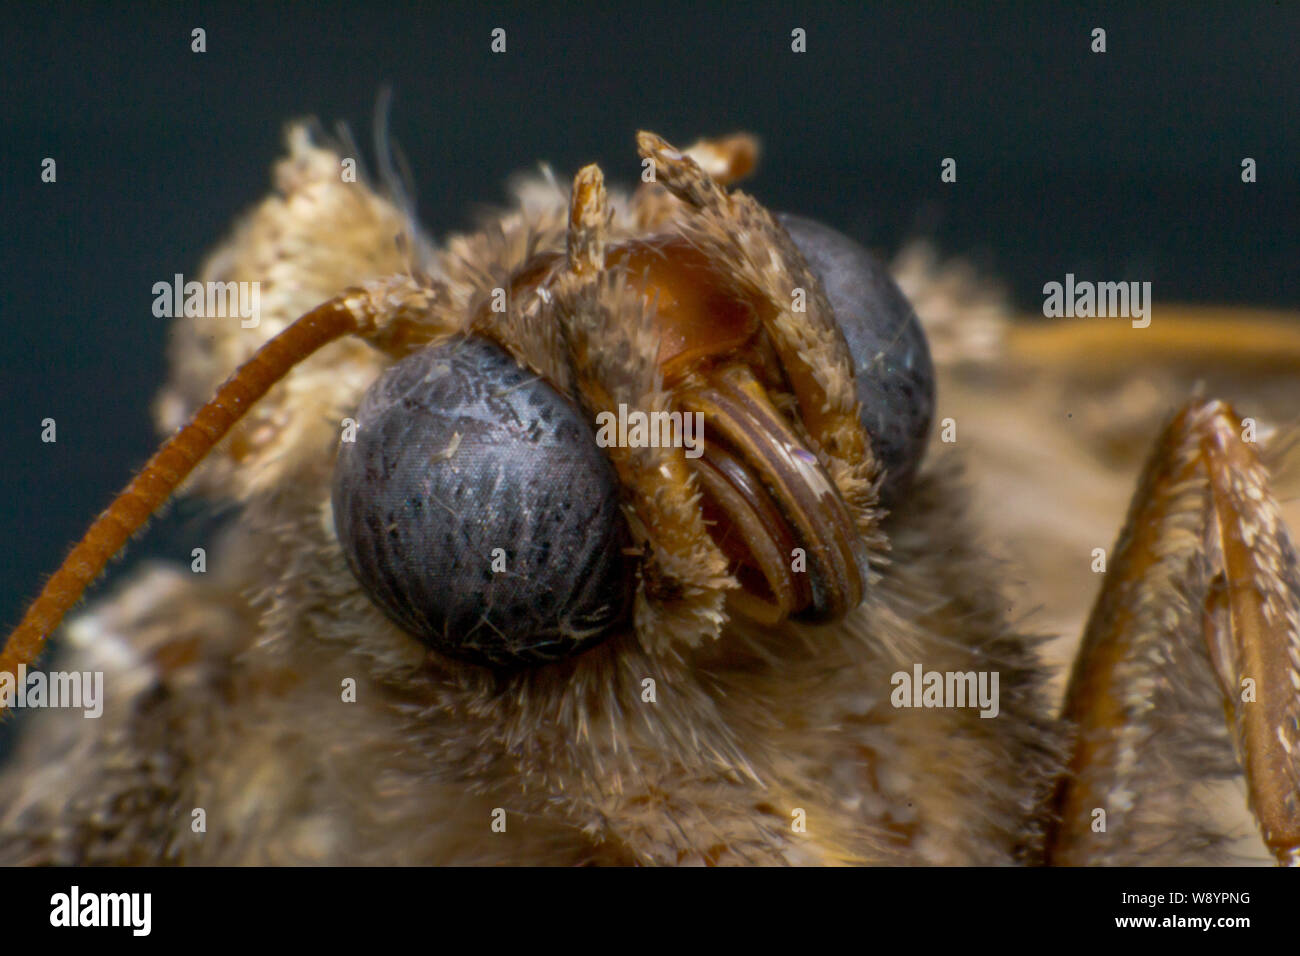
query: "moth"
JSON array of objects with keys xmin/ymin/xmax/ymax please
[{"xmin": 1, "ymin": 126, "xmax": 1297, "ymax": 865}]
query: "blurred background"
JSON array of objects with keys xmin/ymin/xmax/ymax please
[{"xmin": 1, "ymin": 1, "xmax": 1297, "ymax": 754}]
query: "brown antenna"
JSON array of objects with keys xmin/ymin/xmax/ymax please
[{"xmin": 0, "ymin": 291, "xmax": 384, "ymax": 704}]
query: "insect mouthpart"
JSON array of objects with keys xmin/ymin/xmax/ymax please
[
  {"xmin": 561, "ymin": 221, "xmax": 934, "ymax": 629},
  {"xmin": 678, "ymin": 364, "xmax": 870, "ymax": 625},
  {"xmin": 547, "ymin": 234, "xmax": 873, "ymax": 628}
]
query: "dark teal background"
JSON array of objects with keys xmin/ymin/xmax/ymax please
[{"xmin": 2, "ymin": 1, "xmax": 1297, "ymax": 754}]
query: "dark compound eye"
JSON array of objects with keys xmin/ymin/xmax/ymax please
[
  {"xmin": 777, "ymin": 213, "xmax": 936, "ymax": 505},
  {"xmin": 332, "ymin": 336, "xmax": 635, "ymax": 667}
]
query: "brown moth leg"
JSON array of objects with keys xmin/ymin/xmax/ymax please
[
  {"xmin": 1047, "ymin": 399, "xmax": 1300, "ymax": 865},
  {"xmin": 554, "ymin": 163, "xmax": 735, "ymax": 649},
  {"xmin": 1007, "ymin": 306, "xmax": 1300, "ymax": 374}
]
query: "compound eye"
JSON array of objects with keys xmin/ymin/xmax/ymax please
[
  {"xmin": 332, "ymin": 336, "xmax": 635, "ymax": 667},
  {"xmin": 777, "ymin": 214, "xmax": 936, "ymax": 505}
]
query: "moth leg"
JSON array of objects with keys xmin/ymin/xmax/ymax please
[
  {"xmin": 1047, "ymin": 399, "xmax": 1300, "ymax": 865},
  {"xmin": 1006, "ymin": 306, "xmax": 1300, "ymax": 374},
  {"xmin": 554, "ymin": 163, "xmax": 735, "ymax": 649},
  {"xmin": 635, "ymin": 132, "xmax": 881, "ymax": 535}
]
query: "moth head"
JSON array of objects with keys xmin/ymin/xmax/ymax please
[
  {"xmin": 0, "ymin": 130, "xmax": 934, "ymax": 686},
  {"xmin": 328, "ymin": 159, "xmax": 933, "ymax": 666}
]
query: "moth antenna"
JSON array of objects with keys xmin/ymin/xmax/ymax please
[{"xmin": 0, "ymin": 281, "xmax": 429, "ymax": 706}]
